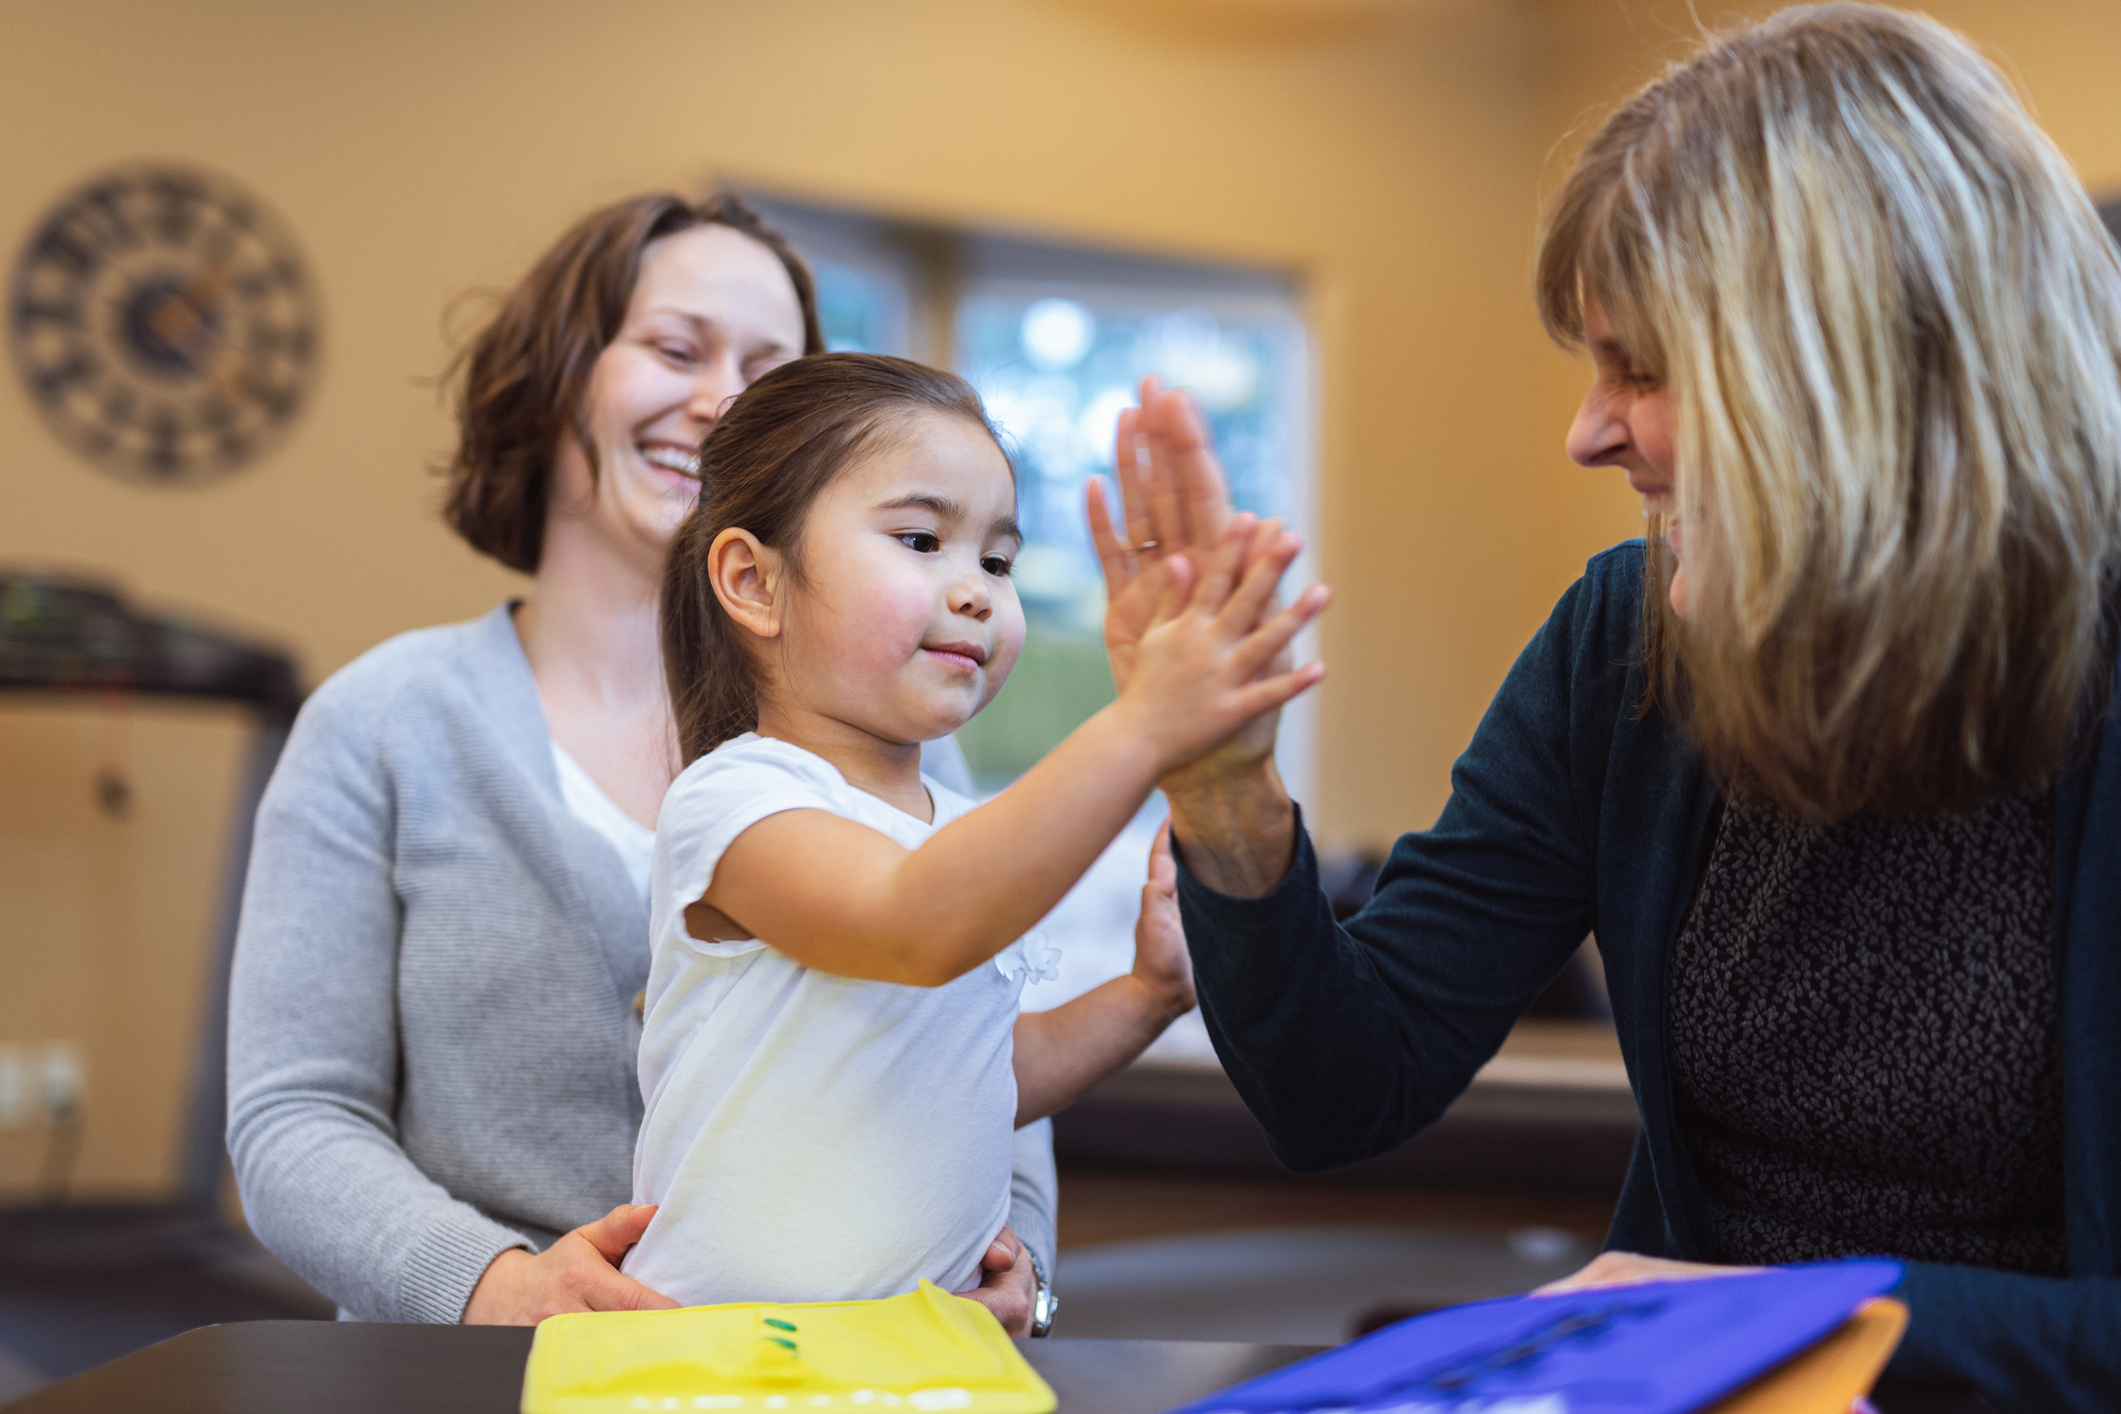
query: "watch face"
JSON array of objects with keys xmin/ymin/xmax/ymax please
[
  {"xmin": 9, "ymin": 163, "xmax": 321, "ymax": 487},
  {"xmin": 1032, "ymin": 1286, "xmax": 1057, "ymax": 1336}
]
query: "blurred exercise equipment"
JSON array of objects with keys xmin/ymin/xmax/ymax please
[{"xmin": 0, "ymin": 573, "xmax": 327, "ymax": 1400}]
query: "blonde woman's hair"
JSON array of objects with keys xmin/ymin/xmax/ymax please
[{"xmin": 1537, "ymin": 2, "xmax": 2121, "ymax": 822}]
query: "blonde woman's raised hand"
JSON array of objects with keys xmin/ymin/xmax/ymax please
[
  {"xmin": 1091, "ymin": 379, "xmax": 1254, "ymax": 690},
  {"xmin": 1091, "ymin": 379, "xmax": 1313, "ymax": 783}
]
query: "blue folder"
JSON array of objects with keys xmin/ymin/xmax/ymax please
[{"xmin": 1164, "ymin": 1258, "xmax": 1905, "ymax": 1414}]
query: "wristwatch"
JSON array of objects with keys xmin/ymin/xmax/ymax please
[{"xmin": 1025, "ymin": 1242, "xmax": 1057, "ymax": 1337}]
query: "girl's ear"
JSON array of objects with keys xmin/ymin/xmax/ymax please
[{"xmin": 707, "ymin": 528, "xmax": 786, "ymax": 641}]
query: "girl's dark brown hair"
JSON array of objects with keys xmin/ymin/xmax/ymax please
[
  {"xmin": 443, "ymin": 192, "xmax": 825, "ymax": 573},
  {"xmin": 662, "ymin": 353, "xmax": 1005, "ymax": 764}
]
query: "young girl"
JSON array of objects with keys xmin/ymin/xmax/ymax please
[{"xmin": 625, "ymin": 353, "xmax": 1327, "ymax": 1309}]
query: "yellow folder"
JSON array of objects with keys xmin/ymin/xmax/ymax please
[
  {"xmin": 521, "ymin": 1280, "xmax": 1058, "ymax": 1414},
  {"xmin": 1705, "ymin": 1298, "xmax": 1909, "ymax": 1414}
]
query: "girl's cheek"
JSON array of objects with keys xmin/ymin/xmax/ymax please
[
  {"xmin": 984, "ymin": 604, "xmax": 1028, "ymax": 687},
  {"xmin": 837, "ymin": 576, "xmax": 934, "ymax": 660}
]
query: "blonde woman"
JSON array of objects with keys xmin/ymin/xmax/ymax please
[{"xmin": 1095, "ymin": 6, "xmax": 2121, "ymax": 1407}]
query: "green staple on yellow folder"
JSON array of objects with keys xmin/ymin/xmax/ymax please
[{"xmin": 521, "ymin": 1280, "xmax": 1057, "ymax": 1414}]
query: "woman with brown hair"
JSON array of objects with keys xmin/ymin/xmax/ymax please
[
  {"xmin": 225, "ymin": 194, "xmax": 1055, "ymax": 1329},
  {"xmin": 1102, "ymin": 5, "xmax": 2121, "ymax": 1405}
]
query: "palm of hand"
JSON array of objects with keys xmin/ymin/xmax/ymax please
[{"xmin": 1091, "ymin": 386, "xmax": 1305, "ymax": 785}]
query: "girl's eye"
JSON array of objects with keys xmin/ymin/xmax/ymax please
[
  {"xmin": 656, "ymin": 343, "xmax": 698, "ymax": 364},
  {"xmin": 897, "ymin": 531, "xmax": 941, "ymax": 553},
  {"xmin": 982, "ymin": 555, "xmax": 1014, "ymax": 578}
]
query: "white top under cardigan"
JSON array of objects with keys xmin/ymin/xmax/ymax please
[
  {"xmin": 626, "ymin": 734, "xmax": 1058, "ymax": 1306},
  {"xmin": 225, "ymin": 604, "xmax": 1056, "ymax": 1323},
  {"xmin": 551, "ymin": 743, "xmax": 657, "ymax": 900}
]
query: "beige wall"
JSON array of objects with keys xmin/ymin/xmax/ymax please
[
  {"xmin": 1, "ymin": 0, "xmax": 1554, "ymax": 1192},
  {"xmin": 0, "ymin": 0, "xmax": 1567, "ymax": 858},
  {"xmin": 9, "ymin": 0, "xmax": 2115, "ymax": 845},
  {"xmin": 4, "ymin": 0, "xmax": 2120, "ymax": 1190}
]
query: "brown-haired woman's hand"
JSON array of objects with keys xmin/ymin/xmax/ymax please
[
  {"xmin": 461, "ymin": 1203, "xmax": 679, "ymax": 1325},
  {"xmin": 956, "ymin": 1227, "xmax": 1036, "ymax": 1336}
]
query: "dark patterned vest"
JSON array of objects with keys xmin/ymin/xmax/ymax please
[{"xmin": 1667, "ymin": 782, "xmax": 2067, "ymax": 1276}]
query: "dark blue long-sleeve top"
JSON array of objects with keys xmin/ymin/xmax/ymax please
[{"xmin": 1176, "ymin": 540, "xmax": 2121, "ymax": 1411}]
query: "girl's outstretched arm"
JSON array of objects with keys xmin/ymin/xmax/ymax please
[
  {"xmin": 1012, "ymin": 820, "xmax": 1194, "ymax": 1126},
  {"xmin": 694, "ymin": 526, "xmax": 1328, "ymax": 987}
]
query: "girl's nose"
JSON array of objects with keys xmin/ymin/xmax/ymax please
[
  {"xmin": 1566, "ymin": 385, "xmax": 1631, "ymax": 468},
  {"xmin": 951, "ymin": 575, "xmax": 992, "ymax": 621}
]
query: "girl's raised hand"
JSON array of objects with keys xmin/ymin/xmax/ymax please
[
  {"xmin": 1111, "ymin": 513, "xmax": 1328, "ymax": 774},
  {"xmin": 1130, "ymin": 819, "xmax": 1195, "ymax": 1022},
  {"xmin": 1092, "ymin": 382, "xmax": 1309, "ymax": 790}
]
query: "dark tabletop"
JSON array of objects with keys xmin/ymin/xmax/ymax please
[{"xmin": 1, "ymin": 1320, "xmax": 1997, "ymax": 1414}]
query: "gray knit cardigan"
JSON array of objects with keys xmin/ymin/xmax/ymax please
[{"xmin": 227, "ymin": 604, "xmax": 1057, "ymax": 1323}]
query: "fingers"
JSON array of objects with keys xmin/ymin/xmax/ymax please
[
  {"xmin": 1233, "ymin": 583, "xmax": 1330, "ymax": 681},
  {"xmin": 1112, "ymin": 404, "xmax": 1141, "ymax": 492},
  {"xmin": 567, "ymin": 1203, "xmax": 678, "ymax": 1314},
  {"xmin": 1086, "ymin": 478, "xmax": 1134, "ymax": 597},
  {"xmin": 1114, "ymin": 402, "xmax": 1154, "ymax": 552},
  {"xmin": 1135, "ymin": 377, "xmax": 1188, "ymax": 550},
  {"xmin": 1181, "ymin": 510, "xmax": 1299, "ymax": 637},
  {"xmin": 957, "ymin": 1283, "xmax": 1033, "ymax": 1337},
  {"xmin": 1140, "ymin": 382, "xmax": 1233, "ymax": 549},
  {"xmin": 483, "ymin": 1215, "xmax": 679, "ymax": 1322},
  {"xmin": 1211, "ymin": 521, "xmax": 1296, "ymax": 636},
  {"xmin": 1133, "ymin": 819, "xmax": 1195, "ymax": 1012},
  {"xmin": 1155, "ymin": 554, "xmax": 1196, "ymax": 622},
  {"xmin": 1243, "ymin": 518, "xmax": 1300, "ymax": 584},
  {"xmin": 961, "ymin": 1228, "xmax": 1034, "ymax": 1336},
  {"xmin": 982, "ymin": 1226, "xmax": 1023, "ymax": 1273},
  {"xmin": 1146, "ymin": 450, "xmax": 1187, "ymax": 556},
  {"xmin": 1187, "ymin": 512, "xmax": 1259, "ymax": 616},
  {"xmin": 578, "ymin": 1202, "xmax": 658, "ymax": 1262},
  {"xmin": 1529, "ymin": 1252, "xmax": 1753, "ymax": 1298},
  {"xmin": 1146, "ymin": 818, "xmax": 1176, "ymax": 892},
  {"xmin": 590, "ymin": 1272, "xmax": 682, "ymax": 1313},
  {"xmin": 1533, "ymin": 1251, "xmax": 1637, "ymax": 1295},
  {"xmin": 1231, "ymin": 659, "xmax": 1328, "ymax": 721}
]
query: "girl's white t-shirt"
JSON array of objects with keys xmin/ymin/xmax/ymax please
[{"xmin": 624, "ymin": 733, "xmax": 1058, "ymax": 1307}]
